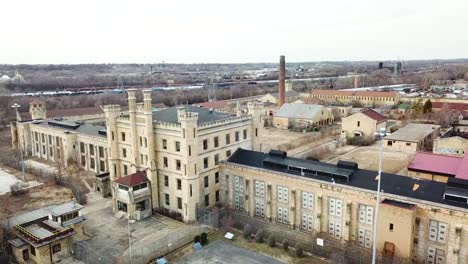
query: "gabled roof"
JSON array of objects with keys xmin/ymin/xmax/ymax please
[
  {"xmin": 361, "ymin": 109, "xmax": 386, "ymax": 123},
  {"xmin": 114, "ymin": 171, "xmax": 148, "ymax": 187},
  {"xmin": 275, "ymin": 103, "xmax": 324, "ymax": 119},
  {"xmin": 408, "ymin": 152, "xmax": 462, "ymax": 176},
  {"xmin": 432, "ymin": 102, "xmax": 468, "ymax": 111}
]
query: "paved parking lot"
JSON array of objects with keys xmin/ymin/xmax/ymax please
[
  {"xmin": 81, "ymin": 206, "xmax": 185, "ymax": 260},
  {"xmin": 177, "ymin": 240, "xmax": 285, "ymax": 264}
]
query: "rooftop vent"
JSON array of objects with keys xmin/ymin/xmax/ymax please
[
  {"xmin": 269, "ymin": 150, "xmax": 287, "ymax": 159},
  {"xmin": 444, "ymin": 178, "xmax": 468, "ymax": 204},
  {"xmin": 337, "ymin": 160, "xmax": 358, "ymax": 170}
]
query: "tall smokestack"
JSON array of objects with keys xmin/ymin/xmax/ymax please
[
  {"xmin": 278, "ymin": 55, "xmax": 285, "ymax": 107},
  {"xmin": 354, "ymin": 75, "xmax": 359, "ymax": 88}
]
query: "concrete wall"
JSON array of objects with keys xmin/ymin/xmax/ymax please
[
  {"xmin": 407, "ymin": 170, "xmax": 449, "ymax": 183},
  {"xmin": 433, "ymin": 136, "xmax": 468, "ymax": 157}
]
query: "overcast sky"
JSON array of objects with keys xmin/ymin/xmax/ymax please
[{"xmin": 1, "ymin": 0, "xmax": 468, "ymax": 64}]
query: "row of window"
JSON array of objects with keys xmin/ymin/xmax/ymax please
[
  {"xmin": 162, "ymin": 139, "xmax": 180, "ymax": 152},
  {"xmin": 164, "ymin": 190, "xmax": 221, "ymax": 209},
  {"xmin": 202, "ymin": 129, "xmax": 248, "ymax": 150}
]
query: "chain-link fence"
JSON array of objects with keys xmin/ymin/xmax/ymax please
[
  {"xmin": 72, "ymin": 226, "xmax": 210, "ymax": 264},
  {"xmin": 207, "ymin": 209, "xmax": 408, "ymax": 264}
]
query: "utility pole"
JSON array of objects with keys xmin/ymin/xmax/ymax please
[{"xmin": 372, "ymin": 127, "xmax": 386, "ymax": 264}]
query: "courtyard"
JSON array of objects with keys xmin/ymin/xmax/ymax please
[{"xmin": 176, "ymin": 240, "xmax": 285, "ymax": 264}]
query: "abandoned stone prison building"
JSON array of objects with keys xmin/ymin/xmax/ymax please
[
  {"xmin": 11, "ymin": 89, "xmax": 263, "ymax": 223},
  {"xmin": 222, "ymin": 148, "xmax": 468, "ymax": 264}
]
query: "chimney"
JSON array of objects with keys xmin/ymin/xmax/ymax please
[
  {"xmin": 354, "ymin": 75, "xmax": 359, "ymax": 88},
  {"xmin": 278, "ymin": 55, "xmax": 286, "ymax": 107}
]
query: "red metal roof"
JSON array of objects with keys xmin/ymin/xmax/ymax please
[
  {"xmin": 361, "ymin": 109, "xmax": 386, "ymax": 123},
  {"xmin": 408, "ymin": 152, "xmax": 462, "ymax": 176},
  {"xmin": 114, "ymin": 171, "xmax": 148, "ymax": 187},
  {"xmin": 455, "ymin": 153, "xmax": 468, "ymax": 180},
  {"xmin": 432, "ymin": 102, "xmax": 468, "ymax": 112}
]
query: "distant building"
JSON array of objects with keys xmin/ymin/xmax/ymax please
[
  {"xmin": 407, "ymin": 151, "xmax": 468, "ymax": 182},
  {"xmin": 432, "ymin": 102, "xmax": 468, "ymax": 118},
  {"xmin": 341, "ymin": 109, "xmax": 386, "ymax": 141},
  {"xmin": 8, "ymin": 202, "xmax": 86, "ymax": 264},
  {"xmin": 433, "ymin": 131, "xmax": 468, "ymax": 157},
  {"xmin": 273, "ymin": 103, "xmax": 333, "ymax": 129},
  {"xmin": 310, "ymin": 90, "xmax": 400, "ymax": 107},
  {"xmin": 384, "ymin": 123, "xmax": 440, "ymax": 152},
  {"xmin": 260, "ymin": 90, "xmax": 301, "ymax": 105}
]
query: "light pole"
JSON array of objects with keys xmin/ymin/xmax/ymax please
[
  {"xmin": 372, "ymin": 127, "xmax": 386, "ymax": 264},
  {"xmin": 11, "ymin": 103, "xmax": 25, "ymax": 181}
]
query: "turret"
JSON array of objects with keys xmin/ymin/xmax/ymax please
[
  {"xmin": 248, "ymin": 101, "xmax": 264, "ymax": 151},
  {"xmin": 127, "ymin": 89, "xmax": 139, "ymax": 170},
  {"xmin": 103, "ymin": 104, "xmax": 121, "ymax": 181},
  {"xmin": 29, "ymin": 99, "xmax": 46, "ymax": 120},
  {"xmin": 178, "ymin": 107, "xmax": 199, "ymax": 222}
]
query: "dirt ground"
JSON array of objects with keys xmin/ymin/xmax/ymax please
[
  {"xmin": 322, "ymin": 142, "xmax": 415, "ymax": 174},
  {"xmin": 0, "ymin": 165, "xmax": 74, "ymax": 219},
  {"xmin": 259, "ymin": 127, "xmax": 339, "ymax": 155}
]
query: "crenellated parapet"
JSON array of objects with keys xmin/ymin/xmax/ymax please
[
  {"xmin": 154, "ymin": 121, "xmax": 182, "ymax": 129},
  {"xmin": 198, "ymin": 115, "xmax": 251, "ymax": 129}
]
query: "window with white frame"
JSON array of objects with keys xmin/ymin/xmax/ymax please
[
  {"xmin": 357, "ymin": 228, "xmax": 372, "ymax": 248},
  {"xmin": 234, "ymin": 176, "xmax": 244, "ymax": 192},
  {"xmin": 277, "ymin": 186, "xmax": 289, "ymax": 204},
  {"xmin": 255, "ymin": 200, "xmax": 265, "ymax": 217},
  {"xmin": 328, "ymin": 197, "xmax": 342, "ymax": 217},
  {"xmin": 301, "ymin": 213, "xmax": 313, "ymax": 231},
  {"xmin": 427, "ymin": 247, "xmax": 445, "ymax": 264},
  {"xmin": 429, "ymin": 220, "xmax": 448, "ymax": 244},
  {"xmin": 328, "ymin": 220, "xmax": 342, "ymax": 239},
  {"xmin": 358, "ymin": 204, "xmax": 374, "ymax": 225},
  {"xmin": 302, "ymin": 191, "xmax": 314, "ymax": 209},
  {"xmin": 234, "ymin": 195, "xmax": 244, "ymax": 210},
  {"xmin": 255, "ymin": 181, "xmax": 265, "ymax": 197},
  {"xmin": 277, "ymin": 207, "xmax": 288, "ymax": 224}
]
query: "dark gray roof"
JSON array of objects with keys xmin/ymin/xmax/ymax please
[
  {"xmin": 227, "ymin": 148, "xmax": 468, "ymax": 210},
  {"xmin": 152, "ymin": 105, "xmax": 233, "ymax": 125},
  {"xmin": 32, "ymin": 119, "xmax": 106, "ymax": 138}
]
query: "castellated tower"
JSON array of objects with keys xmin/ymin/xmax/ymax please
[
  {"xmin": 142, "ymin": 90, "xmax": 159, "ymax": 210},
  {"xmin": 127, "ymin": 89, "xmax": 140, "ymax": 170},
  {"xmin": 177, "ymin": 107, "xmax": 200, "ymax": 222},
  {"xmin": 29, "ymin": 100, "xmax": 47, "ymax": 120},
  {"xmin": 103, "ymin": 104, "xmax": 121, "ymax": 182},
  {"xmin": 248, "ymin": 101, "xmax": 264, "ymax": 151}
]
